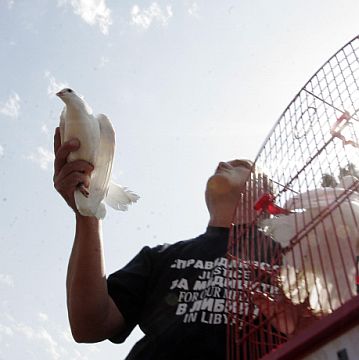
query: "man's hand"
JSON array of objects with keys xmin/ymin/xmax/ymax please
[
  {"xmin": 53, "ymin": 127, "xmax": 94, "ymax": 213},
  {"xmin": 252, "ymin": 291, "xmax": 321, "ymax": 336}
]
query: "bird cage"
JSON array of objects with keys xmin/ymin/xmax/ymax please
[{"xmin": 226, "ymin": 36, "xmax": 359, "ymax": 360}]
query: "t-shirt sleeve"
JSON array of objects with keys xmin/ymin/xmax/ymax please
[{"xmin": 107, "ymin": 246, "xmax": 154, "ymax": 343}]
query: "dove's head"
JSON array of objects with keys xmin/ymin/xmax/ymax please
[{"xmin": 56, "ymin": 88, "xmax": 79, "ymax": 104}]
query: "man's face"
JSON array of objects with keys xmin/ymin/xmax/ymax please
[
  {"xmin": 205, "ymin": 159, "xmax": 265, "ymax": 225},
  {"xmin": 206, "ymin": 159, "xmax": 253, "ymax": 196}
]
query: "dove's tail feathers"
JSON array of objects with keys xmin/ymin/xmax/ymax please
[
  {"xmin": 74, "ymin": 190, "xmax": 106, "ymax": 220},
  {"xmin": 105, "ymin": 181, "xmax": 140, "ymax": 211}
]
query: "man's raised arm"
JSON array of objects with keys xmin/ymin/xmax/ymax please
[{"xmin": 53, "ymin": 127, "xmax": 125, "ymax": 343}]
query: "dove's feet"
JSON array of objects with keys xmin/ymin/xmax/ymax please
[{"xmin": 77, "ymin": 183, "xmax": 90, "ymax": 198}]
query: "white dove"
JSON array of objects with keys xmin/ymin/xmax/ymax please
[
  {"xmin": 260, "ymin": 176, "xmax": 359, "ymax": 314},
  {"xmin": 56, "ymin": 88, "xmax": 139, "ymax": 219}
]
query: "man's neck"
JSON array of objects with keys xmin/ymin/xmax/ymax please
[
  {"xmin": 208, "ymin": 214, "xmax": 233, "ymax": 228},
  {"xmin": 208, "ymin": 208, "xmax": 254, "ymax": 228}
]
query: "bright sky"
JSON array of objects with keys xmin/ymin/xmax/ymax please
[{"xmin": 1, "ymin": 0, "xmax": 359, "ymax": 359}]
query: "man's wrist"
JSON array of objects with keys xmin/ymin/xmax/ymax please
[{"xmin": 75, "ymin": 213, "xmax": 100, "ymax": 225}]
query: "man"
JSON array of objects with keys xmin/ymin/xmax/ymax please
[{"xmin": 53, "ymin": 128, "xmax": 317, "ymax": 359}]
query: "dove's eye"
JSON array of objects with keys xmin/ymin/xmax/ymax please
[{"xmin": 68, "ymin": 89, "xmax": 73, "ymax": 93}]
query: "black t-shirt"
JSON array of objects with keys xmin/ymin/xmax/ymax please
[{"xmin": 107, "ymin": 226, "xmax": 283, "ymax": 360}]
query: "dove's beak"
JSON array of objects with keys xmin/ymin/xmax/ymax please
[{"xmin": 56, "ymin": 91, "xmax": 64, "ymax": 97}]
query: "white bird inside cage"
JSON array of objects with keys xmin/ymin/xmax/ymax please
[{"xmin": 260, "ymin": 175, "xmax": 359, "ymax": 314}]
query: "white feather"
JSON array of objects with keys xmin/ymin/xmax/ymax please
[{"xmin": 105, "ymin": 182, "xmax": 140, "ymax": 211}]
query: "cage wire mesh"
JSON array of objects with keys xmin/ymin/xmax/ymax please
[{"xmin": 226, "ymin": 36, "xmax": 359, "ymax": 359}]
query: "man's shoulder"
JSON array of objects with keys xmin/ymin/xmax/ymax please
[{"xmin": 151, "ymin": 234, "xmax": 205, "ymax": 254}]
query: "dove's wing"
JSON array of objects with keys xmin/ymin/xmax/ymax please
[
  {"xmin": 93, "ymin": 114, "xmax": 140, "ymax": 213},
  {"xmin": 87, "ymin": 113, "xmax": 115, "ymax": 219},
  {"xmin": 95, "ymin": 113, "xmax": 115, "ymax": 189},
  {"xmin": 59, "ymin": 108, "xmax": 66, "ymax": 144},
  {"xmin": 74, "ymin": 113, "xmax": 114, "ymax": 219}
]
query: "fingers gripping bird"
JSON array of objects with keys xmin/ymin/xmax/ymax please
[{"xmin": 56, "ymin": 88, "xmax": 139, "ymax": 219}]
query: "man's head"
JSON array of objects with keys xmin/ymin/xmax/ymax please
[
  {"xmin": 205, "ymin": 159, "xmax": 254, "ymax": 227},
  {"xmin": 206, "ymin": 159, "xmax": 252, "ymax": 195}
]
